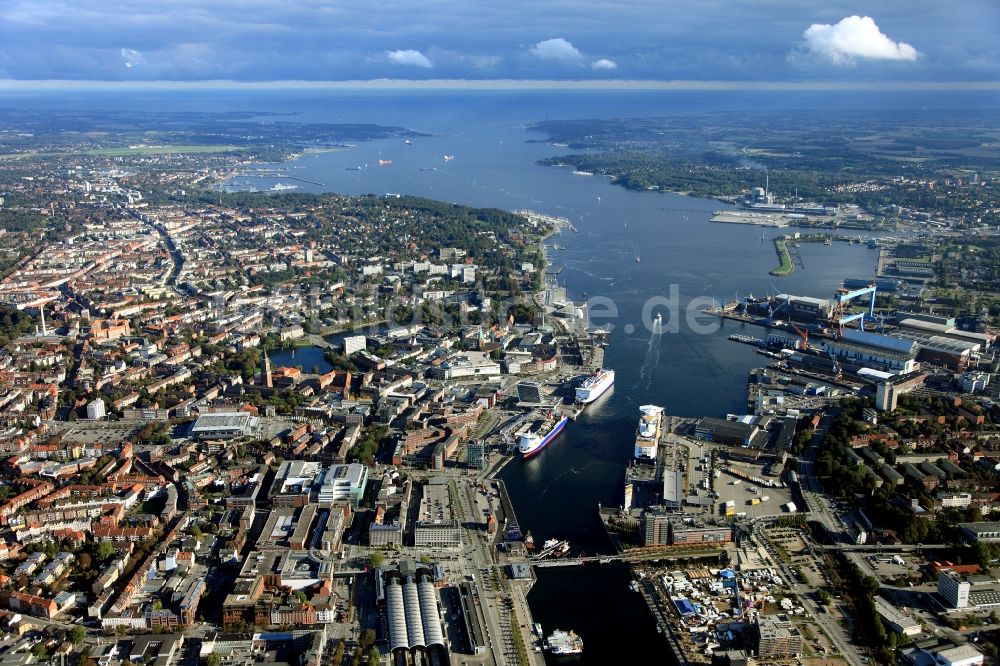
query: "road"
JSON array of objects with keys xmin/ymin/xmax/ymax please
[
  {"xmin": 129, "ymin": 210, "xmax": 183, "ymax": 286},
  {"xmin": 753, "ymin": 521, "xmax": 864, "ymax": 666},
  {"xmin": 450, "ymin": 476, "xmax": 539, "ymax": 666}
]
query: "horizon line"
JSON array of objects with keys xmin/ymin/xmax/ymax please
[{"xmin": 0, "ymin": 78, "xmax": 999, "ymax": 92}]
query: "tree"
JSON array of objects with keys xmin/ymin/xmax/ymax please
[
  {"xmin": 206, "ymin": 653, "xmax": 222, "ymax": 666},
  {"xmin": 77, "ymin": 552, "xmax": 93, "ymax": 571},
  {"xmin": 331, "ymin": 640, "xmax": 346, "ymax": 666},
  {"xmin": 367, "ymin": 646, "xmax": 381, "ymax": 664},
  {"xmin": 68, "ymin": 625, "xmax": 86, "ymax": 645},
  {"xmin": 369, "ymin": 551, "xmax": 384, "ymax": 568},
  {"xmin": 359, "ymin": 629, "xmax": 377, "ymax": 651},
  {"xmin": 96, "ymin": 541, "xmax": 115, "ymax": 562}
]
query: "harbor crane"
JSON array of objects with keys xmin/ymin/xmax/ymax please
[
  {"xmin": 788, "ymin": 320, "xmax": 810, "ymax": 350},
  {"xmin": 767, "ymin": 297, "xmax": 789, "ymax": 326}
]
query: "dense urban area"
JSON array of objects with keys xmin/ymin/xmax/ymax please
[{"xmin": 1, "ymin": 105, "xmax": 1000, "ymax": 666}]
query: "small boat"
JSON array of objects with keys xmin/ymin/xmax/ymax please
[
  {"xmin": 345, "ymin": 166, "xmax": 362, "ymax": 171},
  {"xmin": 443, "ymin": 154, "xmax": 455, "ymax": 161},
  {"xmin": 378, "ymin": 159, "xmax": 392, "ymax": 166},
  {"xmin": 405, "ymin": 139, "xmax": 413, "ymax": 145}
]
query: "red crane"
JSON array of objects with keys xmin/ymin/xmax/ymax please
[{"xmin": 788, "ymin": 320, "xmax": 810, "ymax": 351}]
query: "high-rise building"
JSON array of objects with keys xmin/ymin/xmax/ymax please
[
  {"xmin": 876, "ymin": 381, "xmax": 898, "ymax": 412},
  {"xmin": 466, "ymin": 440, "xmax": 485, "ymax": 470},
  {"xmin": 938, "ymin": 570, "xmax": 972, "ymax": 609}
]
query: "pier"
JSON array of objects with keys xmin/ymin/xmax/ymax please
[
  {"xmin": 770, "ymin": 237, "xmax": 794, "ymax": 276},
  {"xmin": 638, "ymin": 578, "xmax": 691, "ymax": 666},
  {"xmin": 495, "ymin": 479, "xmax": 523, "ymax": 542},
  {"xmin": 237, "ymin": 168, "xmax": 327, "ymax": 187}
]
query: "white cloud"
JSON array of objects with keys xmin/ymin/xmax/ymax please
[
  {"xmin": 120, "ymin": 48, "xmax": 145, "ymax": 69},
  {"xmin": 591, "ymin": 58, "xmax": 617, "ymax": 70},
  {"xmin": 803, "ymin": 16, "xmax": 918, "ymax": 64},
  {"xmin": 386, "ymin": 49, "xmax": 432, "ymax": 68},
  {"xmin": 529, "ymin": 38, "xmax": 582, "ymax": 61}
]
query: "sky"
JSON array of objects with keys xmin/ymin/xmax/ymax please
[{"xmin": 0, "ymin": 0, "xmax": 997, "ymax": 84}]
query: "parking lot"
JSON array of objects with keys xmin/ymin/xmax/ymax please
[{"xmin": 710, "ymin": 458, "xmax": 795, "ymax": 520}]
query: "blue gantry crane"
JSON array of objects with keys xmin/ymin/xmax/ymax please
[{"xmin": 833, "ymin": 283, "xmax": 877, "ymax": 335}]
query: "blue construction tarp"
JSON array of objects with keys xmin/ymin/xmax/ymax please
[{"xmin": 673, "ymin": 598, "xmax": 696, "ymax": 616}]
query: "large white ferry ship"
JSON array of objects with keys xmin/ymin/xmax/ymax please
[
  {"xmin": 519, "ymin": 413, "xmax": 569, "ymax": 457},
  {"xmin": 635, "ymin": 404, "xmax": 664, "ymax": 459},
  {"xmin": 575, "ymin": 368, "xmax": 614, "ymax": 404}
]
